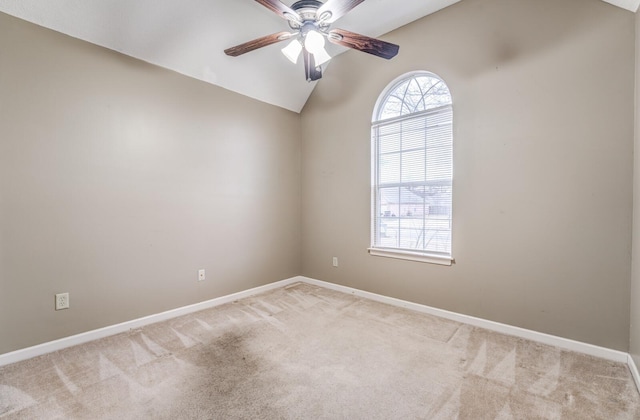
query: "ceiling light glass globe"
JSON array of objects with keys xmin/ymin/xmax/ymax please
[
  {"xmin": 304, "ymin": 30, "xmax": 331, "ymax": 66},
  {"xmin": 281, "ymin": 39, "xmax": 303, "ymax": 64},
  {"xmin": 304, "ymin": 30, "xmax": 325, "ymax": 54}
]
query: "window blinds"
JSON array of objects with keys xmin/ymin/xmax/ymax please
[{"xmin": 372, "ymin": 105, "xmax": 453, "ymax": 256}]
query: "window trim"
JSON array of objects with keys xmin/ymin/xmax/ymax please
[
  {"xmin": 370, "ymin": 71, "xmax": 454, "ymax": 265},
  {"xmin": 368, "ymin": 247, "xmax": 453, "ymax": 265}
]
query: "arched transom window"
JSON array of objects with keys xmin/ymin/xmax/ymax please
[{"xmin": 370, "ymin": 72, "xmax": 453, "ymax": 265}]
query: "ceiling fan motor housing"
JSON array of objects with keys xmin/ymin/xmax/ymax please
[
  {"xmin": 288, "ymin": 0, "xmax": 331, "ymax": 30},
  {"xmin": 291, "ymin": 0, "xmax": 324, "ymax": 12}
]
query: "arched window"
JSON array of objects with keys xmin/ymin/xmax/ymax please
[{"xmin": 370, "ymin": 72, "xmax": 453, "ymax": 265}]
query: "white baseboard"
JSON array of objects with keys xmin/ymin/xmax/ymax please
[
  {"xmin": 0, "ymin": 276, "xmax": 300, "ymax": 367},
  {"xmin": 628, "ymin": 354, "xmax": 640, "ymax": 393},
  {"xmin": 299, "ymin": 276, "xmax": 630, "ymax": 364},
  {"xmin": 0, "ymin": 274, "xmax": 632, "ymax": 371}
]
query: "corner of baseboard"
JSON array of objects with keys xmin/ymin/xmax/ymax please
[{"xmin": 628, "ymin": 354, "xmax": 640, "ymax": 393}]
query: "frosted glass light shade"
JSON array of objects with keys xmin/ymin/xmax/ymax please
[
  {"xmin": 281, "ymin": 39, "xmax": 303, "ymax": 64},
  {"xmin": 304, "ymin": 30, "xmax": 324, "ymax": 53},
  {"xmin": 312, "ymin": 46, "xmax": 331, "ymax": 66},
  {"xmin": 304, "ymin": 30, "xmax": 331, "ymax": 66}
]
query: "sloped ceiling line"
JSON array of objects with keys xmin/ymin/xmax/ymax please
[{"xmin": 0, "ymin": 0, "xmax": 635, "ymax": 112}]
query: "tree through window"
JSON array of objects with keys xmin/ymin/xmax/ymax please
[{"xmin": 371, "ymin": 72, "xmax": 453, "ymax": 263}]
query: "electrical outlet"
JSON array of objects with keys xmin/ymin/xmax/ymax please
[
  {"xmin": 332, "ymin": 257, "xmax": 338, "ymax": 267},
  {"xmin": 198, "ymin": 269, "xmax": 205, "ymax": 281},
  {"xmin": 55, "ymin": 293, "xmax": 69, "ymax": 310}
]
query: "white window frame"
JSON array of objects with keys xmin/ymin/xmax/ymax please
[{"xmin": 369, "ymin": 71, "xmax": 454, "ymax": 266}]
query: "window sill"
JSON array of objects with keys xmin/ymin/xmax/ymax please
[{"xmin": 368, "ymin": 248, "xmax": 453, "ymax": 266}]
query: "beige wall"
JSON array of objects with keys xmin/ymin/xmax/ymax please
[
  {"xmin": 631, "ymin": 11, "xmax": 640, "ymax": 364},
  {"xmin": 301, "ymin": 0, "xmax": 635, "ymax": 350},
  {"xmin": 0, "ymin": 12, "xmax": 301, "ymax": 354},
  {"xmin": 1, "ymin": 0, "xmax": 637, "ymax": 356}
]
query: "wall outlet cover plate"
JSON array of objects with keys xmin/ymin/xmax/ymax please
[{"xmin": 55, "ymin": 293, "xmax": 69, "ymax": 310}]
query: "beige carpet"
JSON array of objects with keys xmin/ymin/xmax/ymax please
[{"xmin": 1, "ymin": 282, "xmax": 639, "ymax": 419}]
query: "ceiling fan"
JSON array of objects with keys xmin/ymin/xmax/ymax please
[{"xmin": 224, "ymin": 0, "xmax": 400, "ymax": 82}]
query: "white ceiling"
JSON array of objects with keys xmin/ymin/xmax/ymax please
[{"xmin": 0, "ymin": 0, "xmax": 637, "ymax": 113}]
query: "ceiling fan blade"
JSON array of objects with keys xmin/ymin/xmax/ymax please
[
  {"xmin": 328, "ymin": 28, "xmax": 399, "ymax": 59},
  {"xmin": 317, "ymin": 0, "xmax": 365, "ymax": 24},
  {"xmin": 304, "ymin": 50, "xmax": 323, "ymax": 82},
  {"xmin": 224, "ymin": 31, "xmax": 293, "ymax": 57},
  {"xmin": 254, "ymin": 0, "xmax": 301, "ymax": 22}
]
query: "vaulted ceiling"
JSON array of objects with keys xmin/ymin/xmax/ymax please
[{"xmin": 0, "ymin": 0, "xmax": 637, "ymax": 112}]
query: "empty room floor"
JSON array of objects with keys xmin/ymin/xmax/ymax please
[{"xmin": 1, "ymin": 282, "xmax": 639, "ymax": 419}]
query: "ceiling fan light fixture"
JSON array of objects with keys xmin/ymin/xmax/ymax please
[
  {"xmin": 224, "ymin": 0, "xmax": 399, "ymax": 81},
  {"xmin": 304, "ymin": 30, "xmax": 324, "ymax": 54},
  {"xmin": 282, "ymin": 38, "xmax": 303, "ymax": 64},
  {"xmin": 311, "ymin": 46, "xmax": 331, "ymax": 66},
  {"xmin": 304, "ymin": 30, "xmax": 331, "ymax": 66}
]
